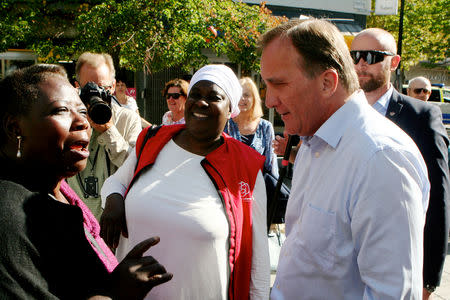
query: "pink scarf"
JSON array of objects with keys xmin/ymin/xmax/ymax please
[{"xmin": 61, "ymin": 180, "xmax": 118, "ymax": 272}]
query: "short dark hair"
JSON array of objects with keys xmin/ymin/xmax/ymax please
[
  {"xmin": 258, "ymin": 18, "xmax": 359, "ymax": 93},
  {"xmin": 161, "ymin": 78, "xmax": 189, "ymax": 97},
  {"xmin": 0, "ymin": 64, "xmax": 69, "ymax": 143}
]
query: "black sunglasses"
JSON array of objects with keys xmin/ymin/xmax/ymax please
[
  {"xmin": 413, "ymin": 88, "xmax": 431, "ymax": 94},
  {"xmin": 350, "ymin": 50, "xmax": 394, "ymax": 65},
  {"xmin": 166, "ymin": 92, "xmax": 183, "ymax": 100}
]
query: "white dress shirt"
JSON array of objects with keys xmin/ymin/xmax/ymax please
[
  {"xmin": 372, "ymin": 85, "xmax": 394, "ymax": 116},
  {"xmin": 271, "ymin": 91, "xmax": 429, "ymax": 300}
]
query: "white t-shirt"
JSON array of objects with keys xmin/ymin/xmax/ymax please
[
  {"xmin": 120, "ymin": 95, "xmax": 139, "ymax": 113},
  {"xmin": 101, "ymin": 139, "xmax": 270, "ymax": 300}
]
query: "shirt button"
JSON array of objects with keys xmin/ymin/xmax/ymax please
[{"xmin": 315, "ymin": 151, "xmax": 320, "ymax": 158}]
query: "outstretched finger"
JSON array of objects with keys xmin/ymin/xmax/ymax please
[
  {"xmin": 125, "ymin": 237, "xmax": 160, "ymax": 259},
  {"xmin": 147, "ymin": 272, "xmax": 173, "ymax": 286}
]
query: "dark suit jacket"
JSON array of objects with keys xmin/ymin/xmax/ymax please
[{"xmin": 386, "ymin": 89, "xmax": 450, "ymax": 287}]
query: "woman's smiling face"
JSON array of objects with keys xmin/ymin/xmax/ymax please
[{"xmin": 184, "ymin": 80, "xmax": 231, "ymax": 142}]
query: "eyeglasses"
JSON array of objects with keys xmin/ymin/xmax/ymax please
[
  {"xmin": 413, "ymin": 88, "xmax": 431, "ymax": 94},
  {"xmin": 166, "ymin": 93, "xmax": 183, "ymax": 100},
  {"xmin": 350, "ymin": 50, "xmax": 395, "ymax": 65}
]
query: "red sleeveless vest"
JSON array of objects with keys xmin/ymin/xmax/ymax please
[{"xmin": 131, "ymin": 125, "xmax": 265, "ymax": 300}]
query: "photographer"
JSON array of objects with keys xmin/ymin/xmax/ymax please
[{"xmin": 66, "ymin": 52, "xmax": 142, "ymax": 221}]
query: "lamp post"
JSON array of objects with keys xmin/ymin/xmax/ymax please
[{"xmin": 395, "ymin": 0, "xmax": 405, "ymax": 91}]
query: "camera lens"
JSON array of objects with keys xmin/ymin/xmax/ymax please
[{"xmin": 87, "ymin": 96, "xmax": 112, "ymax": 124}]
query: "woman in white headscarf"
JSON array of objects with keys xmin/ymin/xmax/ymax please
[{"xmin": 100, "ymin": 65, "xmax": 270, "ymax": 300}]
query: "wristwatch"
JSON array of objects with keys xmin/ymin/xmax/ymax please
[{"xmin": 425, "ymin": 284, "xmax": 436, "ymax": 293}]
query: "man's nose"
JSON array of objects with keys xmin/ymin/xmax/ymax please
[{"xmin": 265, "ymin": 90, "xmax": 276, "ymax": 109}]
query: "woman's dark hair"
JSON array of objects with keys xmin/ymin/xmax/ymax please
[
  {"xmin": 0, "ymin": 64, "xmax": 69, "ymax": 143},
  {"xmin": 161, "ymin": 78, "xmax": 189, "ymax": 97},
  {"xmin": 115, "ymin": 76, "xmax": 130, "ymax": 87}
]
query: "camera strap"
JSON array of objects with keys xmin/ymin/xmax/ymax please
[{"xmin": 76, "ymin": 147, "xmax": 100, "ymax": 198}]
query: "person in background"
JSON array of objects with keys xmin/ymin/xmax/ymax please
[
  {"xmin": 351, "ymin": 28, "xmax": 450, "ymax": 300},
  {"xmin": 261, "ymin": 18, "xmax": 429, "ymax": 299},
  {"xmin": 115, "ymin": 77, "xmax": 151, "ymax": 128},
  {"xmin": 407, "ymin": 76, "xmax": 432, "ymax": 101},
  {"xmin": 0, "ymin": 64, "xmax": 171, "ymax": 299},
  {"xmin": 161, "ymin": 78, "xmax": 189, "ymax": 125},
  {"xmin": 66, "ymin": 52, "xmax": 142, "ymax": 221},
  {"xmin": 100, "ymin": 64, "xmax": 270, "ymax": 300},
  {"xmin": 224, "ymin": 76, "xmax": 279, "ymax": 176}
]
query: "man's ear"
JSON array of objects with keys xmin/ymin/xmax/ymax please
[
  {"xmin": 110, "ymin": 79, "xmax": 117, "ymax": 95},
  {"xmin": 390, "ymin": 55, "xmax": 401, "ymax": 71},
  {"xmin": 320, "ymin": 69, "xmax": 338, "ymax": 98}
]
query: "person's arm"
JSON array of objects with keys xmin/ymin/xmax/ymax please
[
  {"xmin": 352, "ymin": 148, "xmax": 429, "ymax": 299},
  {"xmin": 97, "ymin": 105, "xmax": 142, "ymax": 167},
  {"xmin": 249, "ymin": 170, "xmax": 270, "ymax": 299},
  {"xmin": 265, "ymin": 122, "xmax": 279, "ymax": 177},
  {"xmin": 100, "ymin": 148, "xmax": 138, "ymax": 248},
  {"xmin": 419, "ymin": 106, "xmax": 450, "ymax": 297}
]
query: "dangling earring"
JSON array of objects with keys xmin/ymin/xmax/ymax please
[{"xmin": 16, "ymin": 136, "xmax": 22, "ymax": 158}]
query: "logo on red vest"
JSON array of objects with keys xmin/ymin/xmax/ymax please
[{"xmin": 239, "ymin": 181, "xmax": 253, "ymax": 202}]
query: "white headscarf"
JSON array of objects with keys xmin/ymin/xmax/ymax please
[{"xmin": 188, "ymin": 64, "xmax": 241, "ymax": 118}]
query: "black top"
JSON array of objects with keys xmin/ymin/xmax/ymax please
[{"xmin": 0, "ymin": 179, "xmax": 111, "ymax": 299}]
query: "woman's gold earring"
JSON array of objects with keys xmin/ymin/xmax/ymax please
[{"xmin": 16, "ymin": 136, "xmax": 22, "ymax": 158}]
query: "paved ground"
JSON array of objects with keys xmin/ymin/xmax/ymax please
[
  {"xmin": 270, "ymin": 241, "xmax": 450, "ymax": 299},
  {"xmin": 434, "ymin": 242, "xmax": 450, "ymax": 299}
]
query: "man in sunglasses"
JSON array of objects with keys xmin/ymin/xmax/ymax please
[
  {"xmin": 407, "ymin": 76, "xmax": 432, "ymax": 101},
  {"xmin": 352, "ymin": 28, "xmax": 450, "ymax": 300}
]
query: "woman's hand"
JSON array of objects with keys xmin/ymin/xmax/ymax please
[
  {"xmin": 100, "ymin": 193, "xmax": 128, "ymax": 249},
  {"xmin": 110, "ymin": 237, "xmax": 173, "ymax": 300}
]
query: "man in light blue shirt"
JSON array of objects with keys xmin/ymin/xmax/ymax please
[{"xmin": 259, "ymin": 19, "xmax": 429, "ymax": 299}]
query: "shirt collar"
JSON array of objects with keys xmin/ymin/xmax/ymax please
[
  {"xmin": 310, "ymin": 90, "xmax": 368, "ymax": 149},
  {"xmin": 372, "ymin": 85, "xmax": 394, "ymax": 116}
]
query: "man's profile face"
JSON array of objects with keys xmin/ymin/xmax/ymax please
[
  {"xmin": 407, "ymin": 81, "xmax": 431, "ymax": 101},
  {"xmin": 260, "ymin": 36, "xmax": 328, "ymax": 136},
  {"xmin": 77, "ymin": 63, "xmax": 115, "ymax": 94},
  {"xmin": 351, "ymin": 34, "xmax": 392, "ymax": 93}
]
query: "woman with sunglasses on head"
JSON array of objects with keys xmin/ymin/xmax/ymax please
[
  {"xmin": 101, "ymin": 65, "xmax": 270, "ymax": 300},
  {"xmin": 0, "ymin": 64, "xmax": 172, "ymax": 299},
  {"xmin": 161, "ymin": 78, "xmax": 189, "ymax": 125}
]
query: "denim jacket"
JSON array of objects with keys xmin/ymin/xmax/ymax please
[{"xmin": 225, "ymin": 118, "xmax": 279, "ymax": 177}]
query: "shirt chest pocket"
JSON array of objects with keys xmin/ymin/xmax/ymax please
[{"xmin": 297, "ymin": 203, "xmax": 336, "ymax": 270}]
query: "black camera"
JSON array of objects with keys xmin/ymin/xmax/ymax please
[{"xmin": 79, "ymin": 82, "xmax": 113, "ymax": 124}]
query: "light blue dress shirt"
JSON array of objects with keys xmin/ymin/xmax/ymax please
[
  {"xmin": 271, "ymin": 91, "xmax": 429, "ymax": 300},
  {"xmin": 372, "ymin": 85, "xmax": 393, "ymax": 116}
]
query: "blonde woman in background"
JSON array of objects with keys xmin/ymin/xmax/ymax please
[{"xmin": 225, "ymin": 77, "xmax": 279, "ymax": 176}]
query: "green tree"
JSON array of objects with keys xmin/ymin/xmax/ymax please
[
  {"xmin": 0, "ymin": 0, "xmax": 286, "ymax": 74},
  {"xmin": 367, "ymin": 0, "xmax": 449, "ymax": 69}
]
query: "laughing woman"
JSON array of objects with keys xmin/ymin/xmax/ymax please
[
  {"xmin": 101, "ymin": 65, "xmax": 270, "ymax": 300},
  {"xmin": 0, "ymin": 64, "xmax": 171, "ymax": 299}
]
